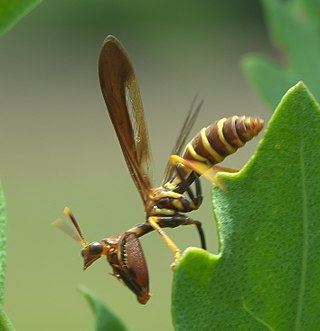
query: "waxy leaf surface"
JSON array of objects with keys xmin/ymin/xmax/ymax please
[{"xmin": 172, "ymin": 82, "xmax": 320, "ymax": 330}]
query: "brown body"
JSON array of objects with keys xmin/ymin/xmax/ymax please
[{"xmin": 60, "ymin": 35, "xmax": 264, "ymax": 305}]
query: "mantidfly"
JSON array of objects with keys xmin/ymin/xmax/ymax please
[{"xmin": 53, "ymin": 35, "xmax": 264, "ymax": 304}]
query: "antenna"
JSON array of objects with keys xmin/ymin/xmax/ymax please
[{"xmin": 52, "ymin": 207, "xmax": 88, "ymax": 247}]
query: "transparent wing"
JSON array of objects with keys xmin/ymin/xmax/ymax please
[
  {"xmin": 161, "ymin": 98, "xmax": 203, "ymax": 185},
  {"xmin": 99, "ymin": 35, "xmax": 152, "ymax": 203}
]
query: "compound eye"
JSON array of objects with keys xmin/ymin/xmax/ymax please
[
  {"xmin": 81, "ymin": 242, "xmax": 103, "ymax": 257},
  {"xmin": 88, "ymin": 242, "xmax": 103, "ymax": 255}
]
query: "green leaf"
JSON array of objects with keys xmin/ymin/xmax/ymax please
[
  {"xmin": 80, "ymin": 285, "xmax": 129, "ymax": 331},
  {"xmin": 0, "ymin": 182, "xmax": 7, "ymax": 307},
  {"xmin": 0, "ymin": 183, "xmax": 14, "ymax": 331},
  {"xmin": 172, "ymin": 82, "xmax": 320, "ymax": 330},
  {"xmin": 242, "ymin": 0, "xmax": 320, "ymax": 108},
  {"xmin": 0, "ymin": 309, "xmax": 15, "ymax": 331},
  {"xmin": 0, "ymin": 0, "xmax": 41, "ymax": 37}
]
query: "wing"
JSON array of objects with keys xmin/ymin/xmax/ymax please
[
  {"xmin": 99, "ymin": 35, "xmax": 152, "ymax": 203},
  {"xmin": 161, "ymin": 97, "xmax": 203, "ymax": 185}
]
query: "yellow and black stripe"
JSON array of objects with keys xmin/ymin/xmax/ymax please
[
  {"xmin": 166, "ymin": 115, "xmax": 264, "ymax": 189},
  {"xmin": 183, "ymin": 116, "xmax": 263, "ymax": 164}
]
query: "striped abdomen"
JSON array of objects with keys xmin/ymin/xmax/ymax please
[
  {"xmin": 182, "ymin": 116, "xmax": 264, "ymax": 165},
  {"xmin": 165, "ymin": 116, "xmax": 264, "ymax": 192}
]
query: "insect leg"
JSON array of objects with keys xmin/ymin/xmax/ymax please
[
  {"xmin": 194, "ymin": 173, "xmax": 202, "ymax": 206},
  {"xmin": 152, "ymin": 214, "xmax": 206, "ymax": 251},
  {"xmin": 182, "ymin": 217, "xmax": 206, "ymax": 250},
  {"xmin": 116, "ymin": 232, "xmax": 150, "ymax": 304},
  {"xmin": 169, "ymin": 154, "xmax": 238, "ymax": 189},
  {"xmin": 147, "ymin": 216, "xmax": 181, "ymax": 265},
  {"xmin": 174, "ymin": 164, "xmax": 203, "ymax": 208},
  {"xmin": 126, "ymin": 223, "xmax": 154, "ymax": 237},
  {"xmin": 159, "ymin": 214, "xmax": 206, "ymax": 250},
  {"xmin": 127, "ymin": 220, "xmax": 183, "ymax": 267}
]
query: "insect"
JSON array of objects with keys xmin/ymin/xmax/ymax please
[{"xmin": 55, "ymin": 35, "xmax": 264, "ymax": 304}]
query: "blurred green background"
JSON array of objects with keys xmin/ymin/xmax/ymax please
[{"xmin": 0, "ymin": 1, "xmax": 272, "ymax": 330}]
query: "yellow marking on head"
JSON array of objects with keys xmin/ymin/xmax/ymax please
[{"xmin": 200, "ymin": 128, "xmax": 224, "ymax": 163}]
